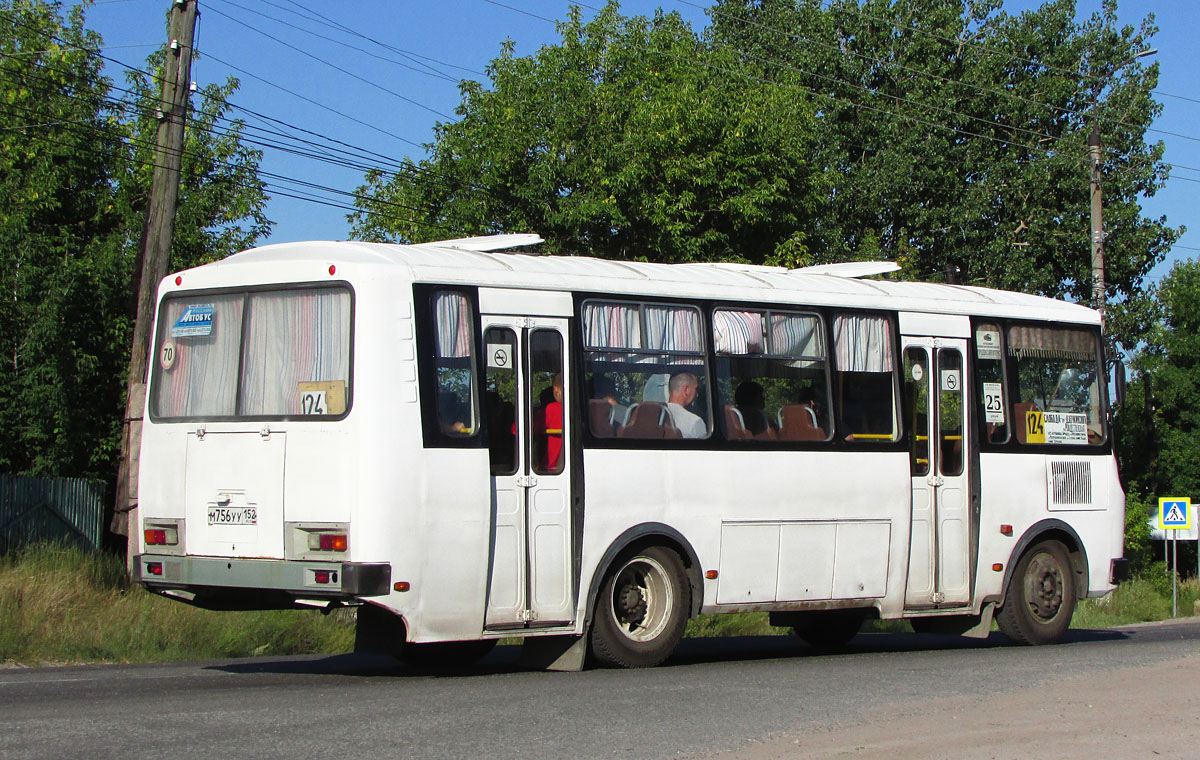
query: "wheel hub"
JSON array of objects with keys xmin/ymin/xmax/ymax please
[
  {"xmin": 616, "ymin": 582, "xmax": 647, "ymax": 625},
  {"xmin": 1025, "ymin": 554, "xmax": 1063, "ymax": 621}
]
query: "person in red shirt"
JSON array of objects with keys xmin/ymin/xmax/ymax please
[{"xmin": 542, "ymin": 373, "xmax": 564, "ymax": 472}]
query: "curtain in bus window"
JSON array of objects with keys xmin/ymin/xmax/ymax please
[
  {"xmin": 434, "ymin": 291, "xmax": 473, "ymax": 358},
  {"xmin": 239, "ymin": 289, "xmax": 351, "ymax": 416},
  {"xmin": 643, "ymin": 304, "xmax": 703, "ymax": 353},
  {"xmin": 582, "ymin": 302, "xmax": 642, "ymax": 349},
  {"xmin": 153, "ymin": 295, "xmax": 244, "ymax": 417},
  {"xmin": 1007, "ymin": 326, "xmax": 1095, "ymax": 360},
  {"xmin": 833, "ymin": 315, "xmax": 893, "ymax": 372},
  {"xmin": 770, "ymin": 313, "xmax": 824, "ymax": 360},
  {"xmin": 713, "ymin": 310, "xmax": 765, "ymax": 355}
]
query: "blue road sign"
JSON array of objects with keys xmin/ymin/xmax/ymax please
[{"xmin": 1159, "ymin": 497, "xmax": 1192, "ymax": 530}]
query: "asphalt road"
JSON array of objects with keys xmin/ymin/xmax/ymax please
[{"xmin": 3, "ymin": 620, "xmax": 1199, "ymax": 760}]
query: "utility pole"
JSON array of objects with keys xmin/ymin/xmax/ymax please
[
  {"xmin": 1088, "ymin": 123, "xmax": 1105, "ymax": 320},
  {"xmin": 112, "ymin": 0, "xmax": 198, "ymax": 562},
  {"xmin": 1086, "ymin": 47, "xmax": 1155, "ymax": 323}
]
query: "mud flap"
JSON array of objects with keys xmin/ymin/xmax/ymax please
[{"xmin": 519, "ymin": 634, "xmax": 588, "ymax": 671}]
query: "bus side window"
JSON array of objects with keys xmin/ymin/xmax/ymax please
[
  {"xmin": 712, "ymin": 308, "xmax": 830, "ymax": 443},
  {"xmin": 581, "ymin": 300, "xmax": 709, "ymax": 440},
  {"xmin": 975, "ymin": 322, "xmax": 1009, "ymax": 444},
  {"xmin": 832, "ymin": 313, "xmax": 898, "ymax": 442},
  {"xmin": 431, "ymin": 290, "xmax": 478, "ymax": 437}
]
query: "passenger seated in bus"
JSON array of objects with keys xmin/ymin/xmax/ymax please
[
  {"xmin": 666, "ymin": 372, "xmax": 707, "ymax": 439},
  {"xmin": 734, "ymin": 381, "xmax": 774, "ymax": 437},
  {"xmin": 438, "ymin": 391, "xmax": 468, "ymax": 434},
  {"xmin": 795, "ymin": 386, "xmax": 822, "ymax": 429},
  {"xmin": 592, "ymin": 374, "xmax": 631, "ymax": 427},
  {"xmin": 779, "ymin": 386, "xmax": 826, "ymax": 441}
]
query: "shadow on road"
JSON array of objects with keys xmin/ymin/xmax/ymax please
[{"xmin": 205, "ymin": 626, "xmax": 1132, "ymax": 678}]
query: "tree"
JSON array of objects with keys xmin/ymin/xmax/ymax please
[
  {"xmin": 1117, "ymin": 259, "xmax": 1200, "ymax": 499},
  {"xmin": 0, "ymin": 1, "xmax": 269, "ymax": 480},
  {"xmin": 351, "ymin": 2, "xmax": 827, "ymax": 264},
  {"xmin": 706, "ymin": 0, "xmax": 1178, "ymax": 351}
]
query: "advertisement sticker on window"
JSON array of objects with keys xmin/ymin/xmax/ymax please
[
  {"xmin": 976, "ymin": 327, "xmax": 1002, "ymax": 360},
  {"xmin": 171, "ymin": 304, "xmax": 214, "ymax": 337}
]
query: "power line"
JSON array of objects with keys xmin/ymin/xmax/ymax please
[{"xmin": 202, "ymin": 4, "xmax": 455, "ymax": 120}]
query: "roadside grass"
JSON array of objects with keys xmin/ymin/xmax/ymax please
[
  {"xmin": 0, "ymin": 542, "xmax": 354, "ymax": 666},
  {"xmin": 3, "ymin": 543, "xmax": 1196, "ymax": 666},
  {"xmin": 1072, "ymin": 575, "xmax": 1200, "ymax": 629}
]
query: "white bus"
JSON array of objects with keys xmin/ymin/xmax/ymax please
[{"xmin": 134, "ymin": 234, "xmax": 1128, "ymax": 669}]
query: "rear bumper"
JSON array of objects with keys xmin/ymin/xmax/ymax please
[{"xmin": 134, "ymin": 554, "xmax": 391, "ymax": 599}]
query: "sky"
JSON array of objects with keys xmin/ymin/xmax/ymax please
[{"xmin": 66, "ymin": 0, "xmax": 1200, "ymax": 285}]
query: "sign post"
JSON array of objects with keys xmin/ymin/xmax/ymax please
[{"xmin": 1158, "ymin": 497, "xmax": 1192, "ymax": 617}]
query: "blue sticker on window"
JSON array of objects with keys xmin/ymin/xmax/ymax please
[{"xmin": 172, "ymin": 304, "xmax": 214, "ymax": 337}]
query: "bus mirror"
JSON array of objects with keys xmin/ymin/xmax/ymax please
[{"xmin": 1112, "ymin": 355, "xmax": 1127, "ymax": 412}]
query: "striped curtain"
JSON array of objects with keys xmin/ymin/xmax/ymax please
[
  {"xmin": 713, "ymin": 310, "xmax": 765, "ymax": 355},
  {"xmin": 770, "ymin": 313, "xmax": 823, "ymax": 358},
  {"xmin": 643, "ymin": 304, "xmax": 703, "ymax": 353},
  {"xmin": 434, "ymin": 291, "xmax": 473, "ymax": 358},
  {"xmin": 583, "ymin": 302, "xmax": 642, "ymax": 349},
  {"xmin": 833, "ymin": 314, "xmax": 893, "ymax": 373},
  {"xmin": 153, "ymin": 295, "xmax": 244, "ymax": 417},
  {"xmin": 239, "ymin": 288, "xmax": 351, "ymax": 415}
]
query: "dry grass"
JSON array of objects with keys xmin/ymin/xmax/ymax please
[{"xmin": 0, "ymin": 542, "xmax": 353, "ymax": 666}]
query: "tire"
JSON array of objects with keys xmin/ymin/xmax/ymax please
[
  {"xmin": 399, "ymin": 639, "xmax": 498, "ymax": 670},
  {"xmin": 589, "ymin": 546, "xmax": 691, "ymax": 668},
  {"xmin": 996, "ymin": 539, "xmax": 1076, "ymax": 645},
  {"xmin": 790, "ymin": 609, "xmax": 865, "ymax": 649}
]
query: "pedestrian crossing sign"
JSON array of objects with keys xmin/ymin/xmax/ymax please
[{"xmin": 1158, "ymin": 497, "xmax": 1192, "ymax": 530}]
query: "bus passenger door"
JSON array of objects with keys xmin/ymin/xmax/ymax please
[
  {"xmin": 903, "ymin": 337, "xmax": 971, "ymax": 609},
  {"xmin": 481, "ymin": 317, "xmax": 575, "ymax": 629}
]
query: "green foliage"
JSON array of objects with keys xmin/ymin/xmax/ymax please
[
  {"xmin": 0, "ymin": 543, "xmax": 353, "ymax": 665},
  {"xmin": 708, "ymin": 0, "xmax": 1177, "ymax": 335},
  {"xmin": 1117, "ymin": 259, "xmax": 1200, "ymax": 504},
  {"xmin": 0, "ymin": 1, "xmax": 269, "ymax": 482},
  {"xmin": 1121, "ymin": 492, "xmax": 1155, "ymax": 573},
  {"xmin": 352, "ymin": 1, "xmax": 825, "ymax": 264}
]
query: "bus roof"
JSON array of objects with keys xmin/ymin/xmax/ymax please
[{"xmin": 187, "ymin": 237, "xmax": 1100, "ymax": 326}]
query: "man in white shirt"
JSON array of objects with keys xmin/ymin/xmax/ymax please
[{"xmin": 666, "ymin": 372, "xmax": 707, "ymax": 439}]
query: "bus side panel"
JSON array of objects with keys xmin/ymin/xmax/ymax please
[
  {"xmin": 577, "ymin": 448, "xmax": 912, "ymax": 621},
  {"xmin": 344, "ymin": 278, "xmax": 494, "ymax": 643},
  {"xmin": 976, "ymin": 452, "xmax": 1124, "ymax": 602}
]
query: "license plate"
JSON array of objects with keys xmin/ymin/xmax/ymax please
[{"xmin": 207, "ymin": 506, "xmax": 257, "ymax": 525}]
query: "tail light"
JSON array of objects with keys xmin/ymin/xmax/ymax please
[
  {"xmin": 144, "ymin": 527, "xmax": 178, "ymax": 546},
  {"xmin": 307, "ymin": 532, "xmax": 348, "ymax": 552}
]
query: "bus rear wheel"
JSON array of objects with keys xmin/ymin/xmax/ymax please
[
  {"xmin": 589, "ymin": 546, "xmax": 690, "ymax": 668},
  {"xmin": 996, "ymin": 539, "xmax": 1075, "ymax": 645}
]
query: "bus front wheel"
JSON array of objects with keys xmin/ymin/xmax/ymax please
[
  {"xmin": 590, "ymin": 546, "xmax": 690, "ymax": 668},
  {"xmin": 996, "ymin": 539, "xmax": 1075, "ymax": 645}
]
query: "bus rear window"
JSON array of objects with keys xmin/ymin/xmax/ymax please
[{"xmin": 150, "ymin": 285, "xmax": 352, "ymax": 420}]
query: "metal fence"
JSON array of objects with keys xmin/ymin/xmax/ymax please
[{"xmin": 0, "ymin": 474, "xmax": 106, "ymax": 552}]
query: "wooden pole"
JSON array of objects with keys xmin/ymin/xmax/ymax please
[{"xmin": 112, "ymin": 0, "xmax": 198, "ymax": 566}]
